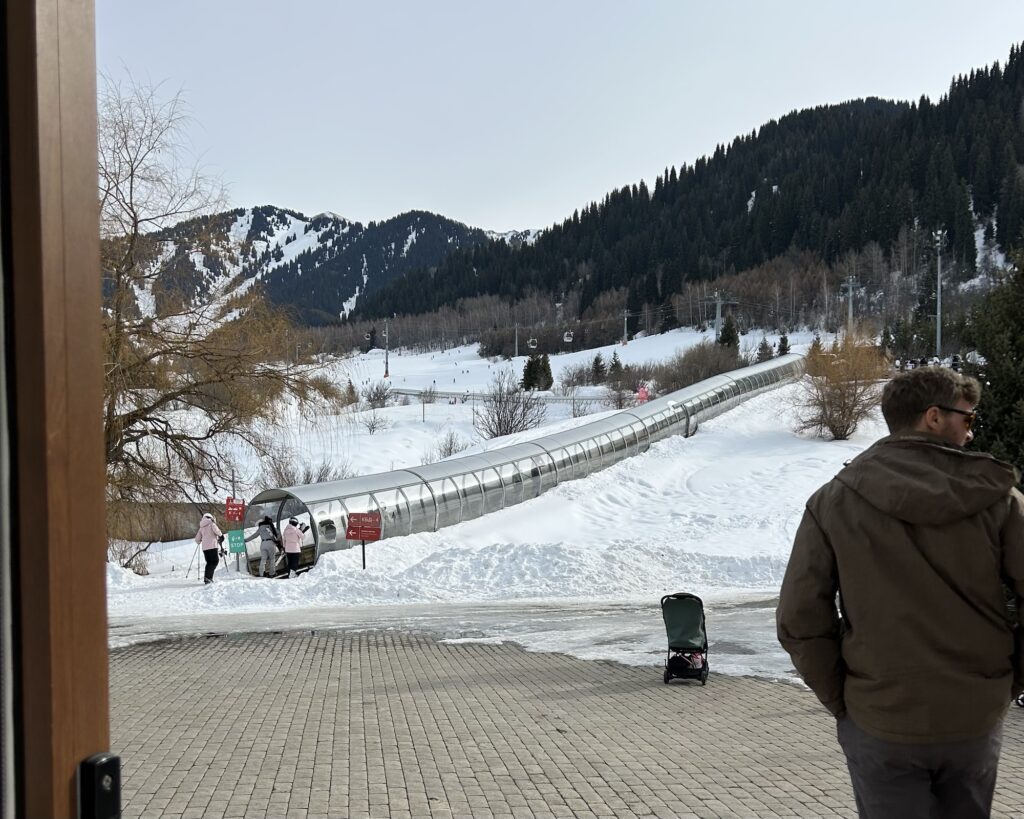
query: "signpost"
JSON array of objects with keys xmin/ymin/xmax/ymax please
[
  {"xmin": 225, "ymin": 497, "xmax": 247, "ymax": 571},
  {"xmin": 227, "ymin": 529, "xmax": 246, "ymax": 554},
  {"xmin": 345, "ymin": 511, "xmax": 382, "ymax": 570},
  {"xmin": 225, "ymin": 497, "xmax": 246, "ymax": 522}
]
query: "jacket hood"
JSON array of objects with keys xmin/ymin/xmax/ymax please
[{"xmin": 835, "ymin": 434, "xmax": 1019, "ymax": 525}]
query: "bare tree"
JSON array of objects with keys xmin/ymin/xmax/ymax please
[
  {"xmin": 259, "ymin": 454, "xmax": 355, "ymax": 488},
  {"xmin": 99, "ymin": 76, "xmax": 341, "ymax": 514},
  {"xmin": 473, "ymin": 370, "xmax": 547, "ymax": 438}
]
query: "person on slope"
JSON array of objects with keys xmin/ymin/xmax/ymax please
[
  {"xmin": 777, "ymin": 366, "xmax": 1024, "ymax": 819},
  {"xmin": 281, "ymin": 517, "xmax": 308, "ymax": 578},
  {"xmin": 194, "ymin": 513, "xmax": 224, "ymax": 585},
  {"xmin": 246, "ymin": 514, "xmax": 282, "ymax": 578}
]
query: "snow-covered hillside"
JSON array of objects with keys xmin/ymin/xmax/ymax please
[
  {"xmin": 135, "ymin": 205, "xmax": 533, "ymax": 324},
  {"xmin": 240, "ymin": 325, "xmax": 821, "ymax": 484}
]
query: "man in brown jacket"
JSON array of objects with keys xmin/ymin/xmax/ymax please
[{"xmin": 777, "ymin": 366, "xmax": 1024, "ymax": 819}]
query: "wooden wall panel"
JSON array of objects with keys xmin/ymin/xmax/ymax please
[{"xmin": 4, "ymin": 0, "xmax": 108, "ymax": 816}]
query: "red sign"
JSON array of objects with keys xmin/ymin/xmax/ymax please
[
  {"xmin": 637, "ymin": 385, "xmax": 650, "ymax": 403},
  {"xmin": 225, "ymin": 497, "xmax": 246, "ymax": 522},
  {"xmin": 346, "ymin": 511, "xmax": 382, "ymax": 542}
]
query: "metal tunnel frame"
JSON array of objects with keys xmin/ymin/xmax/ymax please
[{"xmin": 243, "ymin": 354, "xmax": 806, "ymax": 574}]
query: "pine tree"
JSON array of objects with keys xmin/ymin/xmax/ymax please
[
  {"xmin": 591, "ymin": 352, "xmax": 607, "ymax": 384},
  {"xmin": 808, "ymin": 333, "xmax": 824, "ymax": 357},
  {"xmin": 777, "ymin": 333, "xmax": 791, "ymax": 356},
  {"xmin": 608, "ymin": 351, "xmax": 623, "ymax": 388},
  {"xmin": 756, "ymin": 335, "xmax": 774, "ymax": 362},
  {"xmin": 538, "ymin": 354, "xmax": 554, "ymax": 390},
  {"xmin": 968, "ymin": 258, "xmax": 1024, "ymax": 471},
  {"xmin": 718, "ymin": 314, "xmax": 739, "ymax": 348},
  {"xmin": 521, "ymin": 355, "xmax": 538, "ymax": 390}
]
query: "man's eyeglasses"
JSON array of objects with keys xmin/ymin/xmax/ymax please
[{"xmin": 929, "ymin": 405, "xmax": 978, "ymax": 430}]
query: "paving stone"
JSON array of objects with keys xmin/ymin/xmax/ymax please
[{"xmin": 111, "ymin": 630, "xmax": 1024, "ymax": 818}]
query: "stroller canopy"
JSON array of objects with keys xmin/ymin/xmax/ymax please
[{"xmin": 661, "ymin": 594, "xmax": 708, "ymax": 652}]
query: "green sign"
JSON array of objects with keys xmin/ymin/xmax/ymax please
[{"xmin": 227, "ymin": 529, "xmax": 246, "ymax": 554}]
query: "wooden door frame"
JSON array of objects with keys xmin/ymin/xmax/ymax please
[{"xmin": 3, "ymin": 0, "xmax": 109, "ymax": 816}]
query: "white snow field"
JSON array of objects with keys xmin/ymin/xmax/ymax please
[
  {"xmin": 251, "ymin": 326, "xmax": 821, "ymax": 481},
  {"xmin": 108, "ymin": 331, "xmax": 886, "ymax": 682}
]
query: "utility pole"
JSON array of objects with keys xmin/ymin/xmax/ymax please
[
  {"xmin": 700, "ymin": 291, "xmax": 738, "ymax": 340},
  {"xmin": 514, "ymin": 322, "xmax": 519, "ymax": 358},
  {"xmin": 231, "ymin": 468, "xmax": 239, "ymax": 573},
  {"xmin": 934, "ymin": 230, "xmax": 946, "ymax": 359},
  {"xmin": 383, "ymin": 317, "xmax": 390, "ymax": 378},
  {"xmin": 822, "ymin": 270, "xmax": 829, "ymax": 329},
  {"xmin": 622, "ymin": 309, "xmax": 629, "ymax": 345},
  {"xmin": 839, "ymin": 272, "xmax": 861, "ymax": 337}
]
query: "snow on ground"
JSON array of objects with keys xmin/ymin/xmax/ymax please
[
  {"xmin": 244, "ymin": 326, "xmax": 823, "ymax": 485},
  {"xmin": 109, "ymin": 376, "xmax": 885, "ymax": 681},
  {"xmin": 340, "ymin": 326, "xmax": 818, "ymax": 398}
]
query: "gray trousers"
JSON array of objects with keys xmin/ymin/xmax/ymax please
[
  {"xmin": 837, "ymin": 715, "xmax": 1002, "ymax": 819},
  {"xmin": 258, "ymin": 541, "xmax": 277, "ymax": 576}
]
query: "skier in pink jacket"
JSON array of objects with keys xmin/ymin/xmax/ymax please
[
  {"xmin": 281, "ymin": 517, "xmax": 308, "ymax": 578},
  {"xmin": 194, "ymin": 513, "xmax": 224, "ymax": 584}
]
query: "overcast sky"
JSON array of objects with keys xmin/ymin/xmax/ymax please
[{"xmin": 97, "ymin": 2, "xmax": 1024, "ymax": 233}]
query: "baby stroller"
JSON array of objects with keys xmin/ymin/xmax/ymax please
[{"xmin": 661, "ymin": 593, "xmax": 709, "ymax": 685}]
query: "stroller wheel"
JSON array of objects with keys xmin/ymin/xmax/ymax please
[
  {"xmin": 700, "ymin": 664, "xmax": 709, "ymax": 685},
  {"xmin": 663, "ymin": 669, "xmax": 672, "ymax": 685},
  {"xmin": 1016, "ymin": 693, "xmax": 1024, "ymax": 708}
]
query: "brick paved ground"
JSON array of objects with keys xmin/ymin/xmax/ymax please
[{"xmin": 111, "ymin": 631, "xmax": 1024, "ymax": 819}]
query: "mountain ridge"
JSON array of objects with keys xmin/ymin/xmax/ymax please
[{"xmin": 131, "ymin": 205, "xmax": 540, "ymax": 324}]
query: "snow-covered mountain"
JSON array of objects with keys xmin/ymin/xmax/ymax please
[
  {"xmin": 485, "ymin": 228, "xmax": 543, "ymax": 246},
  {"xmin": 133, "ymin": 205, "xmax": 537, "ymax": 324}
]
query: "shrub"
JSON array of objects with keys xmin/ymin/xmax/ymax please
[
  {"xmin": 651, "ymin": 341, "xmax": 743, "ymax": 393},
  {"xmin": 436, "ymin": 430, "xmax": 471, "ymax": 459},
  {"xmin": 602, "ymin": 386, "xmax": 635, "ymax": 410},
  {"xmin": 796, "ymin": 337, "xmax": 889, "ymax": 440},
  {"xmin": 559, "ymin": 362, "xmax": 591, "ymax": 389},
  {"xmin": 343, "ymin": 379, "xmax": 359, "ymax": 406},
  {"xmin": 107, "ymin": 539, "xmax": 152, "ymax": 575},
  {"xmin": 570, "ymin": 395, "xmax": 595, "ymax": 417},
  {"xmin": 364, "ymin": 381, "xmax": 392, "ymax": 409},
  {"xmin": 360, "ymin": 410, "xmax": 391, "ymax": 435}
]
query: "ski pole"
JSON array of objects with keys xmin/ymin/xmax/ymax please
[{"xmin": 187, "ymin": 543, "xmax": 200, "ymax": 580}]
